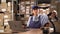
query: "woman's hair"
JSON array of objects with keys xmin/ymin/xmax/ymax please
[
  {"xmin": 48, "ymin": 12, "xmax": 58, "ymax": 20},
  {"xmin": 30, "ymin": 13, "xmax": 34, "ymax": 16},
  {"xmin": 47, "ymin": 12, "xmax": 52, "ymax": 16},
  {"xmin": 44, "ymin": 23, "xmax": 50, "ymax": 27}
]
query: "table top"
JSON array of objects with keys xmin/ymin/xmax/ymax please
[
  {"xmin": 0, "ymin": 29, "xmax": 43, "ymax": 34},
  {"xmin": 18, "ymin": 29, "xmax": 43, "ymax": 34}
]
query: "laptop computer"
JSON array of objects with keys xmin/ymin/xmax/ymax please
[{"xmin": 8, "ymin": 21, "xmax": 29, "ymax": 32}]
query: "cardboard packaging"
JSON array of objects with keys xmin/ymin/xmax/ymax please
[
  {"xmin": 1, "ymin": 2, "xmax": 7, "ymax": 9},
  {"xmin": 0, "ymin": 13, "xmax": 4, "ymax": 32}
]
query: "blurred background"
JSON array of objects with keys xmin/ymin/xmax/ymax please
[{"xmin": 0, "ymin": 0, "xmax": 60, "ymax": 33}]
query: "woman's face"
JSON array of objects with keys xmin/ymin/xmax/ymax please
[
  {"xmin": 51, "ymin": 12, "xmax": 56, "ymax": 17},
  {"xmin": 33, "ymin": 9, "xmax": 38, "ymax": 15}
]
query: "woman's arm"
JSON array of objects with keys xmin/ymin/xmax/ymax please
[
  {"xmin": 40, "ymin": 15, "xmax": 49, "ymax": 27},
  {"xmin": 27, "ymin": 16, "xmax": 31, "ymax": 27}
]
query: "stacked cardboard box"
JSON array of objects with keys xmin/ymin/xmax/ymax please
[
  {"xmin": 0, "ymin": 13, "xmax": 4, "ymax": 26},
  {"xmin": 0, "ymin": 13, "xmax": 4, "ymax": 32},
  {"xmin": 0, "ymin": 2, "xmax": 12, "ymax": 32},
  {"xmin": 18, "ymin": 0, "xmax": 35, "ymax": 24},
  {"xmin": 0, "ymin": 26, "xmax": 4, "ymax": 32},
  {"xmin": 7, "ymin": 2, "xmax": 12, "ymax": 13},
  {"xmin": 1, "ymin": 2, "xmax": 7, "ymax": 9},
  {"xmin": 4, "ymin": 13, "xmax": 12, "ymax": 31},
  {"xmin": 4, "ymin": 2, "xmax": 12, "ymax": 32}
]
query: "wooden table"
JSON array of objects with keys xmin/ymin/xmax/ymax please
[
  {"xmin": 0, "ymin": 32, "xmax": 12, "ymax": 34},
  {"xmin": 18, "ymin": 29, "xmax": 43, "ymax": 34},
  {"xmin": 0, "ymin": 29, "xmax": 43, "ymax": 34}
]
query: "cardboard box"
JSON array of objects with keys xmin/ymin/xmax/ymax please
[
  {"xmin": 4, "ymin": 13, "xmax": 12, "ymax": 19},
  {"xmin": 7, "ymin": 6, "xmax": 12, "ymax": 13},
  {"xmin": 1, "ymin": 0, "xmax": 6, "ymax": 3},
  {"xmin": 1, "ymin": 2, "xmax": 7, "ymax": 9},
  {"xmin": 4, "ymin": 25, "xmax": 11, "ymax": 32},
  {"xmin": 0, "ymin": 13, "xmax": 4, "ymax": 26},
  {"xmin": 0, "ymin": 26, "xmax": 4, "ymax": 31}
]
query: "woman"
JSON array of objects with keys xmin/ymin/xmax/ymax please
[
  {"xmin": 48, "ymin": 11, "xmax": 58, "ymax": 32},
  {"xmin": 27, "ymin": 6, "xmax": 41, "ymax": 28}
]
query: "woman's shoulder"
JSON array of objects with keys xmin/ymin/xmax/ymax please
[
  {"xmin": 28, "ymin": 16, "xmax": 33, "ymax": 19},
  {"xmin": 40, "ymin": 14, "xmax": 48, "ymax": 17}
]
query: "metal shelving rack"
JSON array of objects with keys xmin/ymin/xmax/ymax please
[{"xmin": 15, "ymin": 0, "xmax": 36, "ymax": 24}]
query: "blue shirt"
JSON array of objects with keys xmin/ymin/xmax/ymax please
[
  {"xmin": 40, "ymin": 14, "xmax": 49, "ymax": 27},
  {"xmin": 27, "ymin": 15, "xmax": 40, "ymax": 27},
  {"xmin": 27, "ymin": 14, "xmax": 49, "ymax": 27}
]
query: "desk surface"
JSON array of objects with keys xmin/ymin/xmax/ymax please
[{"xmin": 18, "ymin": 29, "xmax": 43, "ymax": 34}]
